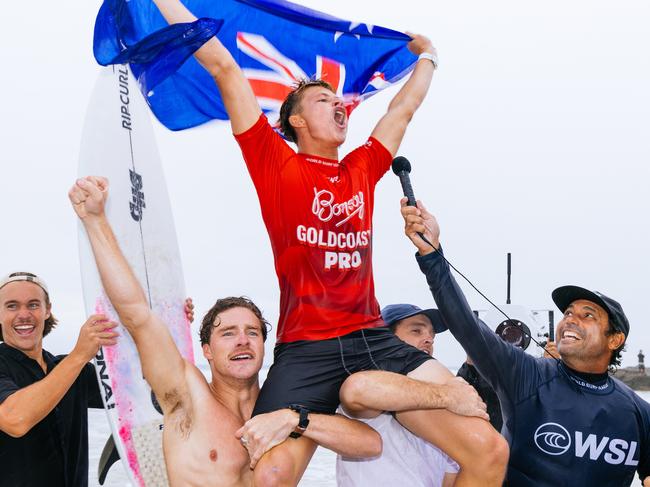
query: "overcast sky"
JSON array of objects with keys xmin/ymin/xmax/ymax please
[{"xmin": 1, "ymin": 0, "xmax": 648, "ymax": 369}]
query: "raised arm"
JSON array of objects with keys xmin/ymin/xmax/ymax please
[
  {"xmin": 235, "ymin": 408, "xmax": 382, "ymax": 468},
  {"xmin": 400, "ymin": 198, "xmax": 541, "ymax": 403},
  {"xmin": 0, "ymin": 316, "xmax": 117, "ymax": 437},
  {"xmin": 69, "ymin": 176, "xmax": 188, "ymax": 415},
  {"xmin": 370, "ymin": 34, "xmax": 436, "ymax": 156},
  {"xmin": 152, "ymin": 0, "xmax": 261, "ymax": 133}
]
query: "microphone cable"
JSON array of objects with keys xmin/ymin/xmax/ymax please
[{"xmin": 416, "ymin": 223, "xmax": 560, "ymax": 361}]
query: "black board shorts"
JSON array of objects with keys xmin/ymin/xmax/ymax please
[{"xmin": 252, "ymin": 326, "xmax": 433, "ymax": 415}]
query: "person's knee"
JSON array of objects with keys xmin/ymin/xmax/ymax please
[
  {"xmin": 253, "ymin": 450, "xmax": 298, "ymax": 487},
  {"xmin": 484, "ymin": 431, "xmax": 509, "ymax": 466},
  {"xmin": 461, "ymin": 428, "xmax": 509, "ymax": 477},
  {"xmin": 339, "ymin": 372, "xmax": 372, "ymax": 413}
]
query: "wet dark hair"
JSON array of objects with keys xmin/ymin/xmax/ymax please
[
  {"xmin": 606, "ymin": 320, "xmax": 625, "ymax": 372},
  {"xmin": 279, "ymin": 78, "xmax": 335, "ymax": 143},
  {"xmin": 199, "ymin": 296, "xmax": 270, "ymax": 345},
  {"xmin": 0, "ymin": 287, "xmax": 57, "ymax": 341}
]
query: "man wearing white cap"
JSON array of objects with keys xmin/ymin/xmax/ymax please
[{"xmin": 0, "ymin": 272, "xmax": 119, "ymax": 487}]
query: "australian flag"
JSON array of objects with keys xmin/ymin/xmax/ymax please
[{"xmin": 94, "ymin": 0, "xmax": 418, "ymax": 131}]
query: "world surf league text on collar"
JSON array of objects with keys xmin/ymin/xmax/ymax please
[
  {"xmin": 118, "ymin": 65, "xmax": 132, "ymax": 131},
  {"xmin": 562, "ymin": 363, "xmax": 611, "ymax": 392}
]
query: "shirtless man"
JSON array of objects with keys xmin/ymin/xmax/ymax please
[
  {"xmin": 140, "ymin": 1, "xmax": 509, "ymax": 484},
  {"xmin": 69, "ymin": 176, "xmax": 381, "ymax": 486}
]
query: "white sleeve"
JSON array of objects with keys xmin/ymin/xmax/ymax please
[{"xmin": 444, "ymin": 454, "xmax": 460, "ymax": 474}]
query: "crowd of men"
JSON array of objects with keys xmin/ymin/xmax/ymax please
[{"xmin": 2, "ymin": 0, "xmax": 649, "ymax": 485}]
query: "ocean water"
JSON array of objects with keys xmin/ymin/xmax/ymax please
[{"xmin": 88, "ymin": 386, "xmax": 650, "ymax": 486}]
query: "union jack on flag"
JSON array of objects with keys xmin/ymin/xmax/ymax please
[{"xmin": 94, "ymin": 0, "xmax": 418, "ymax": 131}]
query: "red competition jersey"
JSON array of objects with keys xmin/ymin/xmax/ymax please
[{"xmin": 235, "ymin": 115, "xmax": 392, "ymax": 343}]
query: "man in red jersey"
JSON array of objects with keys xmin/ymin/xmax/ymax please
[{"xmin": 153, "ymin": 0, "xmax": 509, "ymax": 484}]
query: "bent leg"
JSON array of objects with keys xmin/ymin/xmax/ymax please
[
  {"xmin": 253, "ymin": 437, "xmax": 318, "ymax": 487},
  {"xmin": 396, "ymin": 360, "xmax": 508, "ymax": 487}
]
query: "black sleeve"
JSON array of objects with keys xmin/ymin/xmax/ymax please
[
  {"xmin": 636, "ymin": 399, "xmax": 650, "ymax": 482},
  {"xmin": 82, "ymin": 362, "xmax": 104, "ymax": 409},
  {"xmin": 0, "ymin": 360, "xmax": 19, "ymax": 404},
  {"xmin": 416, "ymin": 248, "xmax": 542, "ymax": 406}
]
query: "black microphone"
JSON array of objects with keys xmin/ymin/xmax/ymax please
[
  {"xmin": 392, "ymin": 155, "xmax": 433, "ymax": 248},
  {"xmin": 392, "ymin": 156, "xmax": 416, "ymax": 206}
]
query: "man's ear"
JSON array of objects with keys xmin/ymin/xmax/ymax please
[
  {"xmin": 289, "ymin": 114, "xmax": 305, "ymax": 129},
  {"xmin": 608, "ymin": 331, "xmax": 625, "ymax": 351},
  {"xmin": 202, "ymin": 343, "xmax": 213, "ymax": 361}
]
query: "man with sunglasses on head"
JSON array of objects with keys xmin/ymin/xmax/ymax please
[
  {"xmin": 400, "ymin": 197, "xmax": 650, "ymax": 486},
  {"xmin": 0, "ymin": 272, "xmax": 118, "ymax": 487}
]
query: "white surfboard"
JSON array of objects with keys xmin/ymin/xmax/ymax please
[{"xmin": 77, "ymin": 66, "xmax": 194, "ymax": 486}]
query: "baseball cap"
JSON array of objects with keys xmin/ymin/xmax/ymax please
[
  {"xmin": 551, "ymin": 285, "xmax": 629, "ymax": 336},
  {"xmin": 381, "ymin": 304, "xmax": 448, "ymax": 333},
  {"xmin": 0, "ymin": 272, "xmax": 49, "ymax": 296}
]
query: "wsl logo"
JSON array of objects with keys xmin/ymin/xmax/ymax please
[
  {"xmin": 533, "ymin": 422, "xmax": 639, "ymax": 465},
  {"xmin": 534, "ymin": 423, "xmax": 571, "ymax": 455}
]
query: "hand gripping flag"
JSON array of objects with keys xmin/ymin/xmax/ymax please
[{"xmin": 94, "ymin": 0, "xmax": 418, "ymax": 131}]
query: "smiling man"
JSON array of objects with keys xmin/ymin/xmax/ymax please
[
  {"xmin": 0, "ymin": 272, "xmax": 118, "ymax": 487},
  {"xmin": 400, "ymin": 198, "xmax": 650, "ymax": 486},
  {"xmin": 69, "ymin": 176, "xmax": 381, "ymax": 486}
]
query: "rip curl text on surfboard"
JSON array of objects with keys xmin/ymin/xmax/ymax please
[{"xmin": 118, "ymin": 65, "xmax": 131, "ymax": 131}]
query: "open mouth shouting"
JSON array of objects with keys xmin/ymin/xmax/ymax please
[{"xmin": 334, "ymin": 106, "xmax": 347, "ymax": 129}]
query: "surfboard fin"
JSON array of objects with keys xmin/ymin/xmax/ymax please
[{"xmin": 98, "ymin": 435, "xmax": 121, "ymax": 485}]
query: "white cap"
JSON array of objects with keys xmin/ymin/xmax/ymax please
[{"xmin": 0, "ymin": 272, "xmax": 49, "ymax": 295}]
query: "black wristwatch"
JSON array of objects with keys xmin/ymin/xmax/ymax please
[{"xmin": 289, "ymin": 405, "xmax": 310, "ymax": 439}]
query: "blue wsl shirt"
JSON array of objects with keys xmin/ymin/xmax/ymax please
[{"xmin": 417, "ymin": 250, "xmax": 650, "ymax": 486}]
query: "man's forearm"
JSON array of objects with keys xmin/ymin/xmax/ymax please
[
  {"xmin": 0, "ymin": 354, "xmax": 87, "ymax": 437},
  {"xmin": 416, "ymin": 250, "xmax": 521, "ymax": 392},
  {"xmin": 153, "ymin": 0, "xmax": 234, "ymax": 75},
  {"xmin": 370, "ymin": 53, "xmax": 434, "ymax": 154},
  {"xmin": 387, "ymin": 57, "xmax": 434, "ymax": 117},
  {"xmin": 83, "ymin": 217, "xmax": 150, "ymax": 329},
  {"xmin": 304, "ymin": 413, "xmax": 381, "ymax": 458},
  {"xmin": 152, "ymin": 0, "xmax": 260, "ymax": 133},
  {"xmin": 341, "ymin": 370, "xmax": 448, "ymax": 414}
]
